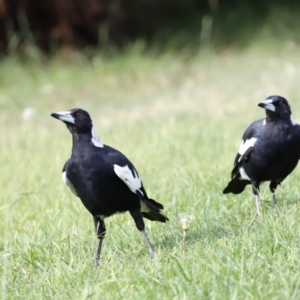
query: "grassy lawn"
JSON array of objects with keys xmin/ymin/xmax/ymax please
[{"xmin": 1, "ymin": 43, "xmax": 300, "ymax": 299}]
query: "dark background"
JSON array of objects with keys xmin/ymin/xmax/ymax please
[{"xmin": 0, "ymin": 0, "xmax": 299, "ymax": 54}]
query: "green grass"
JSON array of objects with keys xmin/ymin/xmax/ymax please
[{"xmin": 2, "ymin": 43, "xmax": 300, "ymax": 299}]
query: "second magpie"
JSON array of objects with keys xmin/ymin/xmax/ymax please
[{"xmin": 223, "ymin": 95, "xmax": 300, "ymax": 215}]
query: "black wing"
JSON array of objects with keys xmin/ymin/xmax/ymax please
[{"xmin": 105, "ymin": 145, "xmax": 168, "ymax": 222}]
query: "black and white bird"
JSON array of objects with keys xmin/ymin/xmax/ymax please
[
  {"xmin": 223, "ymin": 95, "xmax": 300, "ymax": 215},
  {"xmin": 51, "ymin": 108, "xmax": 168, "ymax": 267}
]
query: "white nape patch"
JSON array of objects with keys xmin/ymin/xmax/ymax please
[
  {"xmin": 239, "ymin": 167, "xmax": 250, "ymax": 180},
  {"xmin": 55, "ymin": 111, "xmax": 75, "ymax": 124},
  {"xmin": 114, "ymin": 164, "xmax": 143, "ymax": 195},
  {"xmin": 238, "ymin": 137, "xmax": 257, "ymax": 157},
  {"xmin": 91, "ymin": 127, "xmax": 104, "ymax": 147},
  {"xmin": 290, "ymin": 116, "xmax": 298, "ymax": 126},
  {"xmin": 262, "ymin": 119, "xmax": 266, "ymax": 126},
  {"xmin": 62, "ymin": 171, "xmax": 78, "ymax": 196}
]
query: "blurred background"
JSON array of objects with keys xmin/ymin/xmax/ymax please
[{"xmin": 1, "ymin": 0, "xmax": 299, "ymax": 54}]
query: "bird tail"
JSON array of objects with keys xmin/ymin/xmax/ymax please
[
  {"xmin": 223, "ymin": 177, "xmax": 249, "ymax": 194},
  {"xmin": 142, "ymin": 198, "xmax": 168, "ymax": 222}
]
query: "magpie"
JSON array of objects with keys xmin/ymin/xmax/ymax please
[
  {"xmin": 223, "ymin": 95, "xmax": 300, "ymax": 215},
  {"xmin": 51, "ymin": 108, "xmax": 168, "ymax": 267}
]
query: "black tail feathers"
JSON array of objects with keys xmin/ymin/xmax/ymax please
[
  {"xmin": 142, "ymin": 198, "xmax": 168, "ymax": 222},
  {"xmin": 223, "ymin": 178, "xmax": 249, "ymax": 194},
  {"xmin": 147, "ymin": 198, "xmax": 164, "ymax": 210}
]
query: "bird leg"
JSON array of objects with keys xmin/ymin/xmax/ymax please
[
  {"xmin": 93, "ymin": 216, "xmax": 106, "ymax": 268},
  {"xmin": 129, "ymin": 209, "xmax": 155, "ymax": 258},
  {"xmin": 271, "ymin": 194, "xmax": 279, "ymax": 212},
  {"xmin": 269, "ymin": 181, "xmax": 279, "ymax": 213},
  {"xmin": 141, "ymin": 230, "xmax": 155, "ymax": 258},
  {"xmin": 252, "ymin": 183, "xmax": 261, "ymax": 217}
]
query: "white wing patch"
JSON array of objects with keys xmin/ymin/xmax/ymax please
[
  {"xmin": 62, "ymin": 171, "xmax": 78, "ymax": 196},
  {"xmin": 114, "ymin": 164, "xmax": 144, "ymax": 196},
  {"xmin": 262, "ymin": 119, "xmax": 266, "ymax": 126},
  {"xmin": 91, "ymin": 127, "xmax": 104, "ymax": 148},
  {"xmin": 239, "ymin": 167, "xmax": 250, "ymax": 180},
  {"xmin": 238, "ymin": 137, "xmax": 257, "ymax": 162}
]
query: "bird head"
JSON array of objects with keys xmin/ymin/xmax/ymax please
[
  {"xmin": 258, "ymin": 95, "xmax": 291, "ymax": 119},
  {"xmin": 51, "ymin": 108, "xmax": 93, "ymax": 134}
]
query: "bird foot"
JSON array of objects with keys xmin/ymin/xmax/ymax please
[
  {"xmin": 273, "ymin": 204, "xmax": 279, "ymax": 214},
  {"xmin": 94, "ymin": 259, "xmax": 100, "ymax": 268},
  {"xmin": 149, "ymin": 247, "xmax": 155, "ymax": 258},
  {"xmin": 256, "ymin": 210, "xmax": 262, "ymax": 219}
]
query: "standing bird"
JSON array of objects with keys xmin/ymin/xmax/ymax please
[
  {"xmin": 51, "ymin": 108, "xmax": 168, "ymax": 267},
  {"xmin": 223, "ymin": 95, "xmax": 300, "ymax": 215}
]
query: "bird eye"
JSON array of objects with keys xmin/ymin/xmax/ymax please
[
  {"xmin": 278, "ymin": 101, "xmax": 284, "ymax": 106},
  {"xmin": 76, "ymin": 112, "xmax": 83, "ymax": 118}
]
